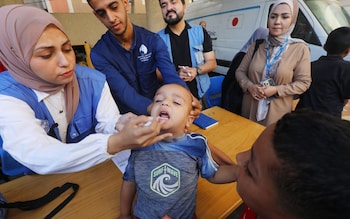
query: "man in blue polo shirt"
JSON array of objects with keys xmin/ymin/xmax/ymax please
[{"xmin": 87, "ymin": 0, "xmax": 191, "ymax": 115}]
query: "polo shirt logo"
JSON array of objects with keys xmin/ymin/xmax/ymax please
[
  {"xmin": 150, "ymin": 163, "xmax": 180, "ymax": 197},
  {"xmin": 138, "ymin": 44, "xmax": 152, "ymax": 62},
  {"xmin": 139, "ymin": 44, "xmax": 148, "ymax": 54}
]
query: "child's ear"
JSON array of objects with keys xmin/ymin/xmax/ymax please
[
  {"xmin": 340, "ymin": 48, "xmax": 350, "ymax": 58},
  {"xmin": 185, "ymin": 115, "xmax": 195, "ymax": 129},
  {"xmin": 346, "ymin": 48, "xmax": 350, "ymax": 56}
]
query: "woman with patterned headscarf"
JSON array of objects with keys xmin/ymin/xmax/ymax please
[
  {"xmin": 236, "ymin": 0, "xmax": 311, "ymax": 126},
  {"xmin": 0, "ymin": 5, "xmax": 171, "ymax": 175}
]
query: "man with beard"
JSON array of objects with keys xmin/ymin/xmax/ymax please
[
  {"xmin": 157, "ymin": 0, "xmax": 217, "ymax": 104},
  {"xmin": 87, "ymin": 0, "xmax": 194, "ymax": 115}
]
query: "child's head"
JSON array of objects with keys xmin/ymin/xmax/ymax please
[
  {"xmin": 151, "ymin": 84, "xmax": 194, "ymax": 137},
  {"xmin": 324, "ymin": 26, "xmax": 350, "ymax": 56},
  {"xmin": 236, "ymin": 110, "xmax": 350, "ymax": 219}
]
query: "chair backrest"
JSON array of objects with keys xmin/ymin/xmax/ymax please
[{"xmin": 205, "ymin": 75, "xmax": 224, "ymax": 108}]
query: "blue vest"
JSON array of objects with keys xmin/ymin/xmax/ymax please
[
  {"xmin": 158, "ymin": 25, "xmax": 210, "ymax": 98},
  {"xmin": 0, "ymin": 65, "xmax": 105, "ymax": 175}
]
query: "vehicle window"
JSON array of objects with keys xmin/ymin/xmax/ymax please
[
  {"xmin": 292, "ymin": 11, "xmax": 321, "ymax": 46},
  {"xmin": 304, "ymin": 0, "xmax": 350, "ymax": 34}
]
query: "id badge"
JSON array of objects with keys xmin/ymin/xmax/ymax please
[
  {"xmin": 260, "ymin": 78, "xmax": 275, "ymax": 87},
  {"xmin": 260, "ymin": 78, "xmax": 277, "ymax": 100}
]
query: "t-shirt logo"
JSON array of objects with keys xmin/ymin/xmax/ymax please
[
  {"xmin": 151, "ymin": 163, "xmax": 180, "ymax": 197},
  {"xmin": 138, "ymin": 44, "xmax": 152, "ymax": 63}
]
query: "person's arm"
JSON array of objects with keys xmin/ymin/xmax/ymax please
[
  {"xmin": 178, "ymin": 28, "xmax": 217, "ymax": 80},
  {"xmin": 235, "ymin": 42, "xmax": 258, "ymax": 93},
  {"xmin": 119, "ymin": 180, "xmax": 136, "ymax": 219},
  {"xmin": 107, "ymin": 115, "xmax": 172, "ymax": 154},
  {"xmin": 91, "ymin": 50, "xmax": 152, "ymax": 115},
  {"xmin": 197, "ymin": 28, "xmax": 217, "ymax": 74},
  {"xmin": 206, "ymin": 143, "xmax": 238, "ymax": 184},
  {"xmin": 207, "ymin": 164, "xmax": 238, "ymax": 184},
  {"xmin": 96, "ymin": 83, "xmax": 172, "ymax": 154},
  {"xmin": 208, "ymin": 143, "xmax": 234, "ymax": 165},
  {"xmin": 178, "ymin": 51, "xmax": 216, "ymax": 83},
  {"xmin": 0, "ymin": 92, "xmax": 171, "ymax": 174},
  {"xmin": 199, "ymin": 51, "xmax": 217, "ymax": 73},
  {"xmin": 0, "ymin": 94, "xmax": 111, "ymax": 174},
  {"xmin": 198, "ymin": 139, "xmax": 237, "ymax": 183},
  {"xmin": 272, "ymin": 44, "xmax": 311, "ymax": 97}
]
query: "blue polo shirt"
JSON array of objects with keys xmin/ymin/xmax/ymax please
[{"xmin": 90, "ymin": 25, "xmax": 186, "ymax": 115}]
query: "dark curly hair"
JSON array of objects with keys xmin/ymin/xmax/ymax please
[
  {"xmin": 272, "ymin": 110, "xmax": 350, "ymax": 219},
  {"xmin": 324, "ymin": 27, "xmax": 350, "ymax": 55}
]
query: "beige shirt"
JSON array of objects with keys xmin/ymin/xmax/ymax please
[{"xmin": 236, "ymin": 40, "xmax": 311, "ymax": 126}]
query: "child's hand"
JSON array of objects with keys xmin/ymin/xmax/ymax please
[{"xmin": 208, "ymin": 143, "xmax": 234, "ymax": 165}]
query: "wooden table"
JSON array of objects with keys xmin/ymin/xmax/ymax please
[{"xmin": 0, "ymin": 107, "xmax": 265, "ymax": 219}]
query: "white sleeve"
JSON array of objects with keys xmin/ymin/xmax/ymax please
[
  {"xmin": 0, "ymin": 86, "xmax": 124, "ymax": 174},
  {"xmin": 96, "ymin": 83, "xmax": 131, "ymax": 173},
  {"xmin": 95, "ymin": 82, "xmax": 122, "ymax": 134}
]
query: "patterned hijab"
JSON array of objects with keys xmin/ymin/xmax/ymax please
[
  {"xmin": 268, "ymin": 0, "xmax": 300, "ymax": 46},
  {"xmin": 0, "ymin": 5, "xmax": 79, "ymax": 123}
]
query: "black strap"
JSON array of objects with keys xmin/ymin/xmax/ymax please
[
  {"xmin": 48, "ymin": 123, "xmax": 59, "ymax": 139},
  {"xmin": 253, "ymin": 39, "xmax": 264, "ymax": 57},
  {"xmin": 0, "ymin": 182, "xmax": 79, "ymax": 218},
  {"xmin": 221, "ymin": 39, "xmax": 265, "ymax": 114}
]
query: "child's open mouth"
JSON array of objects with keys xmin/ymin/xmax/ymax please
[{"xmin": 159, "ymin": 111, "xmax": 170, "ymax": 120}]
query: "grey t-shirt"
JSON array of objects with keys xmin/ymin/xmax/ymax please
[{"xmin": 123, "ymin": 133, "xmax": 219, "ymax": 218}]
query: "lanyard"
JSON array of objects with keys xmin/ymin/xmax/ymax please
[{"xmin": 265, "ymin": 38, "xmax": 288, "ymax": 78}]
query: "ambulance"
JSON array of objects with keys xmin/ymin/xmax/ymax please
[{"xmin": 185, "ymin": 0, "xmax": 350, "ymax": 74}]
